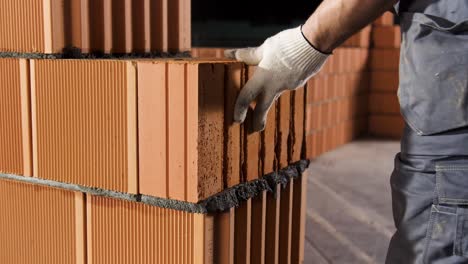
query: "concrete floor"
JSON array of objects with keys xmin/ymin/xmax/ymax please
[{"xmin": 303, "ymin": 139, "xmax": 400, "ymax": 264}]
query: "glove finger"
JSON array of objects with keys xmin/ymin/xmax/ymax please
[
  {"xmin": 234, "ymin": 70, "xmax": 268, "ymax": 123},
  {"xmin": 224, "ymin": 47, "xmax": 263, "ymax": 65},
  {"xmin": 252, "ymin": 89, "xmax": 280, "ymax": 132}
]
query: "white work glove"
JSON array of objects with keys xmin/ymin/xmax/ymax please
[{"xmin": 225, "ymin": 26, "xmax": 329, "ymax": 132}]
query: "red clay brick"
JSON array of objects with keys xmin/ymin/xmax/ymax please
[
  {"xmin": 277, "ymin": 91, "xmax": 291, "ymax": 168},
  {"xmin": 339, "ymin": 74, "xmax": 348, "ymax": 97},
  {"xmin": 359, "ymin": 72, "xmax": 371, "ymax": 93},
  {"xmin": 291, "ymin": 175, "xmax": 306, "ymax": 264},
  {"xmin": 0, "ymin": 0, "xmax": 68, "ymax": 53},
  {"xmin": 320, "ymin": 103, "xmax": 328, "ymax": 129},
  {"xmin": 369, "ymin": 115, "xmax": 405, "ymax": 138},
  {"xmin": 279, "ymin": 181, "xmax": 294, "ymax": 264},
  {"xmin": 197, "ymin": 63, "xmax": 226, "ymax": 199},
  {"xmin": 251, "ymin": 192, "xmax": 267, "ymax": 264},
  {"xmin": 374, "ymin": 12, "xmax": 394, "ymax": 26},
  {"xmin": 335, "ymin": 49, "xmax": 345, "ymax": 73},
  {"xmin": 262, "ymin": 99, "xmax": 277, "ymax": 175},
  {"xmin": 167, "ymin": 0, "xmax": 191, "ymax": 51},
  {"xmin": 332, "ymin": 100, "xmax": 340, "ymax": 125},
  {"xmin": 225, "ymin": 64, "xmax": 244, "ymax": 187},
  {"xmin": 87, "ymin": 194, "xmax": 208, "ymax": 264},
  {"xmin": 342, "ymin": 26, "xmax": 372, "ymax": 48},
  {"xmin": 235, "ymin": 199, "xmax": 252, "ymax": 264},
  {"xmin": 0, "ymin": 179, "xmax": 84, "ymax": 264},
  {"xmin": 358, "ymin": 95, "xmax": 369, "ymax": 116},
  {"xmin": 357, "ymin": 49, "xmax": 370, "ymax": 72},
  {"xmin": 306, "ymin": 104, "xmax": 322, "ymax": 132},
  {"xmin": 332, "ymin": 75, "xmax": 340, "ymax": 98},
  {"xmin": 373, "ymin": 26, "xmax": 401, "ymax": 48},
  {"xmin": 358, "ymin": 26, "xmax": 372, "ymax": 48},
  {"xmin": 192, "ymin": 47, "xmax": 226, "ymax": 58},
  {"xmin": 131, "ymin": 0, "xmax": 150, "ymax": 53},
  {"xmin": 149, "ymin": 0, "xmax": 169, "ymax": 52},
  {"xmin": 0, "ymin": 59, "xmax": 31, "ymax": 176},
  {"xmin": 370, "ymin": 71, "xmax": 399, "ymax": 92},
  {"xmin": 369, "ymin": 93, "xmax": 400, "ymax": 114},
  {"xmin": 32, "ymin": 59, "xmax": 138, "ymax": 193},
  {"xmin": 371, "ymin": 49, "xmax": 400, "ymax": 70},
  {"xmin": 137, "ymin": 62, "xmax": 167, "ymax": 198},
  {"xmin": 111, "ymin": 0, "xmax": 133, "ymax": 53},
  {"xmin": 265, "ymin": 185, "xmax": 281, "ymax": 264},
  {"xmin": 0, "ymin": 0, "xmax": 191, "ymax": 54},
  {"xmin": 305, "ymin": 133, "xmax": 315, "ymax": 159},
  {"xmin": 316, "ymin": 130, "xmax": 325, "ymax": 156},
  {"xmin": 291, "ymin": 88, "xmax": 305, "ymax": 162},
  {"xmin": 167, "ymin": 63, "xmax": 187, "ymax": 200},
  {"xmin": 214, "ymin": 209, "xmax": 236, "ymax": 264},
  {"xmin": 245, "ymin": 66, "xmax": 261, "ymax": 181},
  {"xmin": 324, "ymin": 76, "xmax": 334, "ymax": 100},
  {"xmin": 306, "ymin": 78, "xmax": 316, "ymax": 104},
  {"xmin": 316, "ymin": 77, "xmax": 327, "ymax": 101}
]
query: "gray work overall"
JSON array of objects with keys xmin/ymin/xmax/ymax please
[{"xmin": 386, "ymin": 1, "xmax": 468, "ymax": 263}]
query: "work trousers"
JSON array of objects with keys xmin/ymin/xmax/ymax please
[{"xmin": 386, "ymin": 125, "xmax": 468, "ymax": 264}]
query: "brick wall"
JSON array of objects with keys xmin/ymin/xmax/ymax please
[
  {"xmin": 0, "ymin": 0, "xmax": 191, "ymax": 54},
  {"xmin": 369, "ymin": 12, "xmax": 405, "ymax": 138}
]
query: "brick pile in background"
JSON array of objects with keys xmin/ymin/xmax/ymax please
[
  {"xmin": 305, "ymin": 48, "xmax": 370, "ymax": 158},
  {"xmin": 369, "ymin": 12, "xmax": 405, "ymax": 138},
  {"xmin": 0, "ymin": 0, "xmax": 191, "ymax": 54}
]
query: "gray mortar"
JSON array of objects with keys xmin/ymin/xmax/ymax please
[
  {"xmin": 0, "ymin": 47, "xmax": 191, "ymax": 60},
  {"xmin": 0, "ymin": 160, "xmax": 309, "ymax": 214}
]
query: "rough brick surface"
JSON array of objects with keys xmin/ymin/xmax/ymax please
[
  {"xmin": 291, "ymin": 88, "xmax": 305, "ymax": 162},
  {"xmin": 224, "ymin": 64, "xmax": 243, "ymax": 187},
  {"xmin": 244, "ymin": 66, "xmax": 261, "ymax": 181},
  {"xmin": 197, "ymin": 63, "xmax": 226, "ymax": 199}
]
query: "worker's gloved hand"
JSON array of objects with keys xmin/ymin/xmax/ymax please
[{"xmin": 225, "ymin": 26, "xmax": 329, "ymax": 132}]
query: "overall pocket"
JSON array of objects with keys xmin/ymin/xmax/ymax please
[
  {"xmin": 399, "ymin": 13, "xmax": 468, "ymax": 135},
  {"xmin": 424, "ymin": 159, "xmax": 468, "ymax": 262}
]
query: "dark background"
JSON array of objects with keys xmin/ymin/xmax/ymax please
[{"xmin": 192, "ymin": 0, "xmax": 323, "ymax": 47}]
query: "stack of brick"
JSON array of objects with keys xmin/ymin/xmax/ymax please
[
  {"xmin": 0, "ymin": 0, "xmax": 191, "ymax": 54},
  {"xmin": 305, "ymin": 48, "xmax": 370, "ymax": 158},
  {"xmin": 369, "ymin": 12, "xmax": 405, "ymax": 138},
  {"xmin": 0, "ymin": 58, "xmax": 309, "ymax": 264},
  {"xmin": 0, "ymin": 1, "xmax": 309, "ymax": 264},
  {"xmin": 342, "ymin": 26, "xmax": 372, "ymax": 48}
]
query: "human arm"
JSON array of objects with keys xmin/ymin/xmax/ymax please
[{"xmin": 225, "ymin": 0, "xmax": 398, "ymax": 131}]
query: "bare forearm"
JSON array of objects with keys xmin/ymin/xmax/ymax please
[{"xmin": 303, "ymin": 0, "xmax": 398, "ymax": 53}]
